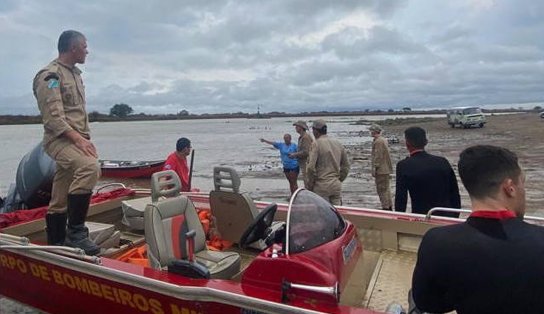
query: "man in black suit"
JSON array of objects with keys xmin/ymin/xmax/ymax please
[
  {"xmin": 394, "ymin": 127, "xmax": 460, "ymax": 216},
  {"xmin": 412, "ymin": 145, "xmax": 544, "ymax": 314}
]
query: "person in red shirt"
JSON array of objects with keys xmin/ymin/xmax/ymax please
[{"xmin": 163, "ymin": 137, "xmax": 192, "ymax": 192}]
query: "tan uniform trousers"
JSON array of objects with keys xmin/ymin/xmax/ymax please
[
  {"xmin": 375, "ymin": 174, "xmax": 392, "ymax": 209},
  {"xmin": 299, "ymin": 159, "xmax": 309, "ymax": 188},
  {"xmin": 46, "ymin": 141, "xmax": 100, "ymax": 214},
  {"xmin": 313, "ymin": 182, "xmax": 342, "ymax": 206}
]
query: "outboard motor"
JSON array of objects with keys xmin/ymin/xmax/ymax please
[
  {"xmin": 15, "ymin": 142, "xmax": 56, "ymax": 209},
  {"xmin": 0, "ymin": 183, "xmax": 24, "ymax": 213}
]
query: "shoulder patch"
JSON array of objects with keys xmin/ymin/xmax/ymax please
[
  {"xmin": 47, "ymin": 79, "xmax": 60, "ymax": 89},
  {"xmin": 44, "ymin": 73, "xmax": 59, "ymax": 81}
]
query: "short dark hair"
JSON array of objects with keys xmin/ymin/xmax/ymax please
[
  {"xmin": 313, "ymin": 126, "xmax": 327, "ymax": 135},
  {"xmin": 58, "ymin": 30, "xmax": 85, "ymax": 53},
  {"xmin": 176, "ymin": 137, "xmax": 191, "ymax": 152},
  {"xmin": 404, "ymin": 126, "xmax": 427, "ymax": 149},
  {"xmin": 458, "ymin": 145, "xmax": 521, "ymax": 199}
]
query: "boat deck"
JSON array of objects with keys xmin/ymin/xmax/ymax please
[
  {"xmin": 364, "ymin": 250, "xmax": 416, "ymax": 311},
  {"xmin": 340, "ymin": 249, "xmax": 416, "ymax": 311}
]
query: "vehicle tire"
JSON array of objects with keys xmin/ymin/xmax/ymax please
[
  {"xmin": 479, "ymin": 123, "xmax": 484, "ymax": 128},
  {"xmin": 450, "ymin": 123, "xmax": 454, "ymax": 128}
]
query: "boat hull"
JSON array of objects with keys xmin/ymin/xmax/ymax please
[
  {"xmin": 0, "ymin": 250, "xmax": 241, "ymax": 314},
  {"xmin": 2, "ymin": 193, "xmax": 457, "ymax": 314},
  {"xmin": 100, "ymin": 160, "xmax": 165, "ymax": 178}
]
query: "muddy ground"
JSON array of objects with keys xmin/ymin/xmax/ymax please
[
  {"xmin": 93, "ymin": 112, "xmax": 544, "ymax": 214},
  {"xmin": 341, "ymin": 112, "xmax": 544, "ymax": 215}
]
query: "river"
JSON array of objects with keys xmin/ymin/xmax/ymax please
[{"xmin": 0, "ymin": 114, "xmax": 444, "ymax": 207}]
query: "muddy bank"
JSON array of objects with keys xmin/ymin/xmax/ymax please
[
  {"xmin": 240, "ymin": 112, "xmax": 544, "ymax": 213},
  {"xmin": 344, "ymin": 113, "xmax": 544, "ymax": 215}
]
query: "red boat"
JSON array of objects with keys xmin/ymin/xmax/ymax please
[
  {"xmin": 100, "ymin": 160, "xmax": 165, "ymax": 178},
  {"xmin": 3, "ymin": 169, "xmax": 524, "ymax": 314}
]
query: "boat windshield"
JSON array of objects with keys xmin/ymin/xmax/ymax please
[{"xmin": 286, "ymin": 189, "xmax": 346, "ymax": 254}]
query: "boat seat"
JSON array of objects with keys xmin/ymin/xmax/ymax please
[
  {"xmin": 145, "ymin": 170, "xmax": 241, "ymax": 279},
  {"xmin": 209, "ymin": 167, "xmax": 279, "ymax": 250},
  {"xmin": 121, "ymin": 171, "xmax": 180, "ymax": 230},
  {"xmin": 87, "ymin": 222, "xmax": 121, "ymax": 249}
]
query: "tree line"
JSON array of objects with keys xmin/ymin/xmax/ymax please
[{"xmin": 0, "ymin": 104, "xmax": 541, "ymax": 125}]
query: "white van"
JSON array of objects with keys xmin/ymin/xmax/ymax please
[{"xmin": 447, "ymin": 107, "xmax": 486, "ymax": 128}]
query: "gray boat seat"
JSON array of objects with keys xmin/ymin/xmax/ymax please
[
  {"xmin": 145, "ymin": 170, "xmax": 240, "ymax": 279},
  {"xmin": 121, "ymin": 170, "xmax": 181, "ymax": 230},
  {"xmin": 87, "ymin": 222, "xmax": 121, "ymax": 249},
  {"xmin": 210, "ymin": 167, "xmax": 280, "ymax": 250}
]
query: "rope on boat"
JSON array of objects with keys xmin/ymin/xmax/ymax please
[
  {"xmin": 0, "ymin": 234, "xmax": 102, "ymax": 265},
  {"xmin": 0, "ymin": 233, "xmax": 30, "ymax": 245},
  {"xmin": 0, "ymin": 245, "xmax": 84, "ymax": 254}
]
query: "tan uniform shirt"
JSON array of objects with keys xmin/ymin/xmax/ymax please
[
  {"xmin": 306, "ymin": 135, "xmax": 350, "ymax": 196},
  {"xmin": 371, "ymin": 136, "xmax": 393, "ymax": 176},
  {"xmin": 33, "ymin": 59, "xmax": 89, "ymax": 155},
  {"xmin": 293, "ymin": 132, "xmax": 313, "ymax": 165}
]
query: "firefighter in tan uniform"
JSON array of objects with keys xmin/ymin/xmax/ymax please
[
  {"xmin": 369, "ymin": 124, "xmax": 393, "ymax": 210},
  {"xmin": 33, "ymin": 30, "xmax": 100, "ymax": 255},
  {"xmin": 289, "ymin": 120, "xmax": 314, "ymax": 188},
  {"xmin": 306, "ymin": 119, "xmax": 350, "ymax": 205}
]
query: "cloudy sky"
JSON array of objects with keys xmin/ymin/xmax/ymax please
[{"xmin": 0, "ymin": 0, "xmax": 542, "ymax": 115}]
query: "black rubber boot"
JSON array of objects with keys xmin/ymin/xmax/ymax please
[
  {"xmin": 45, "ymin": 213, "xmax": 67, "ymax": 245},
  {"xmin": 65, "ymin": 193, "xmax": 100, "ymax": 256}
]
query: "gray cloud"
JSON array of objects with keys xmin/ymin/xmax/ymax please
[{"xmin": 1, "ymin": 0, "xmax": 543, "ymax": 115}]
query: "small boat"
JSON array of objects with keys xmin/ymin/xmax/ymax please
[
  {"xmin": 0, "ymin": 171, "xmax": 458, "ymax": 314},
  {"xmin": 4, "ymin": 169, "xmax": 542, "ymax": 313},
  {"xmin": 99, "ymin": 160, "xmax": 165, "ymax": 178}
]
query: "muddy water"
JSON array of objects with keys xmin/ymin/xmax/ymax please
[
  {"xmin": 0, "ymin": 115, "xmax": 440, "ymax": 210},
  {"xmin": 3, "ymin": 113, "xmax": 543, "ymax": 214}
]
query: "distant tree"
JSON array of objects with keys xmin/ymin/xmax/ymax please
[
  {"xmin": 109, "ymin": 103, "xmax": 133, "ymax": 118},
  {"xmin": 402, "ymin": 107, "xmax": 412, "ymax": 112},
  {"xmin": 388, "ymin": 108, "xmax": 394, "ymax": 112},
  {"xmin": 178, "ymin": 110, "xmax": 189, "ymax": 116},
  {"xmin": 534, "ymin": 106, "xmax": 542, "ymax": 111}
]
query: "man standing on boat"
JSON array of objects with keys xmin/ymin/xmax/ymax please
[
  {"xmin": 306, "ymin": 119, "xmax": 350, "ymax": 205},
  {"xmin": 289, "ymin": 120, "xmax": 313, "ymax": 188},
  {"xmin": 412, "ymin": 145, "xmax": 544, "ymax": 313},
  {"xmin": 33, "ymin": 30, "xmax": 100, "ymax": 255},
  {"xmin": 395, "ymin": 126, "xmax": 460, "ymax": 216},
  {"xmin": 260, "ymin": 134, "xmax": 299, "ymax": 195},
  {"xmin": 369, "ymin": 124, "xmax": 393, "ymax": 211},
  {"xmin": 163, "ymin": 137, "xmax": 192, "ymax": 192}
]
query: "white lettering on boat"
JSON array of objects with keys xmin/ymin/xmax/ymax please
[{"xmin": 0, "ymin": 253, "xmax": 205, "ymax": 314}]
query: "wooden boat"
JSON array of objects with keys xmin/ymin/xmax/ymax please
[
  {"xmin": 4, "ymin": 171, "xmax": 540, "ymax": 313},
  {"xmin": 99, "ymin": 160, "xmax": 165, "ymax": 178}
]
